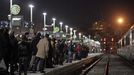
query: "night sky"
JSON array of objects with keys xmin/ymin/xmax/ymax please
[{"xmin": 0, "ymin": 0, "xmax": 134, "ymax": 34}]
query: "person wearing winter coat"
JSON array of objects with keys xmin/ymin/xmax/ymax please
[
  {"xmin": 2, "ymin": 28, "xmax": 13, "ymax": 74},
  {"xmin": 9, "ymin": 31, "xmax": 18, "ymax": 75},
  {"xmin": 18, "ymin": 34, "xmax": 30, "ymax": 75},
  {"xmin": 0, "ymin": 28, "xmax": 4, "ymax": 62},
  {"xmin": 58, "ymin": 40, "xmax": 65, "ymax": 65},
  {"xmin": 67, "ymin": 41, "xmax": 74, "ymax": 63},
  {"xmin": 75, "ymin": 43, "xmax": 82, "ymax": 60},
  {"xmin": 32, "ymin": 34, "xmax": 49, "ymax": 73},
  {"xmin": 29, "ymin": 33, "xmax": 41, "ymax": 70}
]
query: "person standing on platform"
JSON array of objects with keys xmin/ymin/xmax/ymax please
[
  {"xmin": 67, "ymin": 41, "xmax": 74, "ymax": 63},
  {"xmin": 29, "ymin": 32, "xmax": 41, "ymax": 70},
  {"xmin": 51, "ymin": 37, "xmax": 56, "ymax": 65},
  {"xmin": 75, "ymin": 43, "xmax": 82, "ymax": 60},
  {"xmin": 58, "ymin": 40, "xmax": 65, "ymax": 65},
  {"xmin": 9, "ymin": 31, "xmax": 18, "ymax": 75},
  {"xmin": 0, "ymin": 28, "xmax": 5, "ymax": 62},
  {"xmin": 46, "ymin": 36, "xmax": 54, "ymax": 68},
  {"xmin": 18, "ymin": 34, "xmax": 30, "ymax": 75},
  {"xmin": 32, "ymin": 34, "xmax": 49, "ymax": 73}
]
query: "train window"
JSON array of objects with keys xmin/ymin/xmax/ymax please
[
  {"xmin": 122, "ymin": 39, "xmax": 125, "ymax": 46},
  {"xmin": 132, "ymin": 30, "xmax": 134, "ymax": 40},
  {"xmin": 126, "ymin": 34, "xmax": 130, "ymax": 46}
]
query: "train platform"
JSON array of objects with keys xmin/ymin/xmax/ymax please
[{"xmin": 0, "ymin": 53, "xmax": 102, "ymax": 75}]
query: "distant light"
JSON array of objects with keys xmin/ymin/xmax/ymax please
[
  {"xmin": 45, "ymin": 28, "xmax": 47, "ymax": 30},
  {"xmin": 65, "ymin": 25, "xmax": 68, "ymax": 28},
  {"xmin": 104, "ymin": 38, "xmax": 106, "ymax": 41},
  {"xmin": 70, "ymin": 28, "xmax": 73, "ymax": 30},
  {"xmin": 29, "ymin": 4, "xmax": 34, "ymax": 8},
  {"xmin": 111, "ymin": 38, "xmax": 114, "ymax": 41},
  {"xmin": 95, "ymin": 22, "xmax": 98, "ymax": 24},
  {"xmin": 43, "ymin": 12, "xmax": 47, "ymax": 16},
  {"xmin": 73, "ymin": 30, "xmax": 76, "ymax": 32},
  {"xmin": 12, "ymin": 18, "xmax": 21, "ymax": 21},
  {"xmin": 79, "ymin": 33, "xmax": 82, "ymax": 36},
  {"xmin": 83, "ymin": 35, "xmax": 85, "ymax": 38},
  {"xmin": 100, "ymin": 49, "xmax": 102, "ymax": 51},
  {"xmin": 95, "ymin": 41, "xmax": 100, "ymax": 45},
  {"xmin": 101, "ymin": 38, "xmax": 103, "ymax": 41},
  {"xmin": 8, "ymin": 15, "xmax": 11, "ymax": 17},
  {"xmin": 43, "ymin": 28, "xmax": 47, "ymax": 30},
  {"xmin": 60, "ymin": 22, "xmax": 63, "ymax": 25},
  {"xmin": 52, "ymin": 18, "xmax": 56, "ymax": 21},
  {"xmin": 117, "ymin": 17, "xmax": 124, "ymax": 24}
]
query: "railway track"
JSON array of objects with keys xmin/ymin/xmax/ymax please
[{"xmin": 80, "ymin": 54, "xmax": 134, "ymax": 75}]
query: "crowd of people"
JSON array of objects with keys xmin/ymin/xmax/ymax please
[{"xmin": 0, "ymin": 28, "xmax": 89, "ymax": 75}]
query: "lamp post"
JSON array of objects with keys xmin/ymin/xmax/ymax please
[
  {"xmin": 70, "ymin": 28, "xmax": 73, "ymax": 39},
  {"xmin": 59, "ymin": 22, "xmax": 63, "ymax": 32},
  {"xmin": 9, "ymin": 0, "xmax": 13, "ymax": 29},
  {"xmin": 73, "ymin": 30, "xmax": 76, "ymax": 39},
  {"xmin": 65, "ymin": 25, "xmax": 68, "ymax": 34},
  {"xmin": 79, "ymin": 33, "xmax": 82, "ymax": 39},
  {"xmin": 43, "ymin": 12, "xmax": 47, "ymax": 31},
  {"xmin": 52, "ymin": 18, "xmax": 56, "ymax": 28},
  {"xmin": 83, "ymin": 35, "xmax": 86, "ymax": 39},
  {"xmin": 29, "ymin": 4, "xmax": 34, "ymax": 23},
  {"xmin": 10, "ymin": 0, "xmax": 13, "ymax": 11}
]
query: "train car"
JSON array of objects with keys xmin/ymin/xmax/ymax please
[{"xmin": 117, "ymin": 25, "xmax": 134, "ymax": 62}]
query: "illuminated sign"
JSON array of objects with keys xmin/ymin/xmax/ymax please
[{"xmin": 11, "ymin": 4, "xmax": 21, "ymax": 15}]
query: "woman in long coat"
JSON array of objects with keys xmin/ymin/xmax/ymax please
[
  {"xmin": 32, "ymin": 35, "xmax": 49, "ymax": 73},
  {"xmin": 36, "ymin": 36, "xmax": 49, "ymax": 59}
]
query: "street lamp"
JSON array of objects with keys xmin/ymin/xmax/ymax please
[
  {"xmin": 43, "ymin": 12, "xmax": 47, "ymax": 31},
  {"xmin": 9, "ymin": 0, "xmax": 13, "ymax": 29},
  {"xmin": 59, "ymin": 22, "xmax": 63, "ymax": 32},
  {"xmin": 52, "ymin": 18, "xmax": 56, "ymax": 28},
  {"xmin": 73, "ymin": 30, "xmax": 77, "ymax": 39},
  {"xmin": 117, "ymin": 17, "xmax": 124, "ymax": 24},
  {"xmin": 29, "ymin": 4, "xmax": 34, "ymax": 23},
  {"xmin": 10, "ymin": 0, "xmax": 13, "ymax": 11},
  {"xmin": 83, "ymin": 35, "xmax": 86, "ymax": 39},
  {"xmin": 65, "ymin": 25, "xmax": 69, "ymax": 34},
  {"xmin": 89, "ymin": 35, "xmax": 91, "ymax": 39},
  {"xmin": 70, "ymin": 28, "xmax": 73, "ymax": 39},
  {"xmin": 79, "ymin": 33, "xmax": 82, "ymax": 39}
]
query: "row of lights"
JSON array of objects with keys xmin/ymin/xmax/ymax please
[
  {"xmin": 28, "ymin": 4, "xmax": 85, "ymax": 39},
  {"xmin": 9, "ymin": 0, "xmax": 86, "ymax": 39}
]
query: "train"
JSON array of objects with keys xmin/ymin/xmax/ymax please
[{"xmin": 117, "ymin": 25, "xmax": 134, "ymax": 62}]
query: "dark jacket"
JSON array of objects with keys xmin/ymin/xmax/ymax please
[
  {"xmin": 30, "ymin": 36, "xmax": 41, "ymax": 55},
  {"xmin": 9, "ymin": 34, "xmax": 18, "ymax": 63},
  {"xmin": 18, "ymin": 41, "xmax": 30, "ymax": 58}
]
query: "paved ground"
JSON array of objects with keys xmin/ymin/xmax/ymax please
[{"xmin": 0, "ymin": 53, "xmax": 102, "ymax": 75}]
